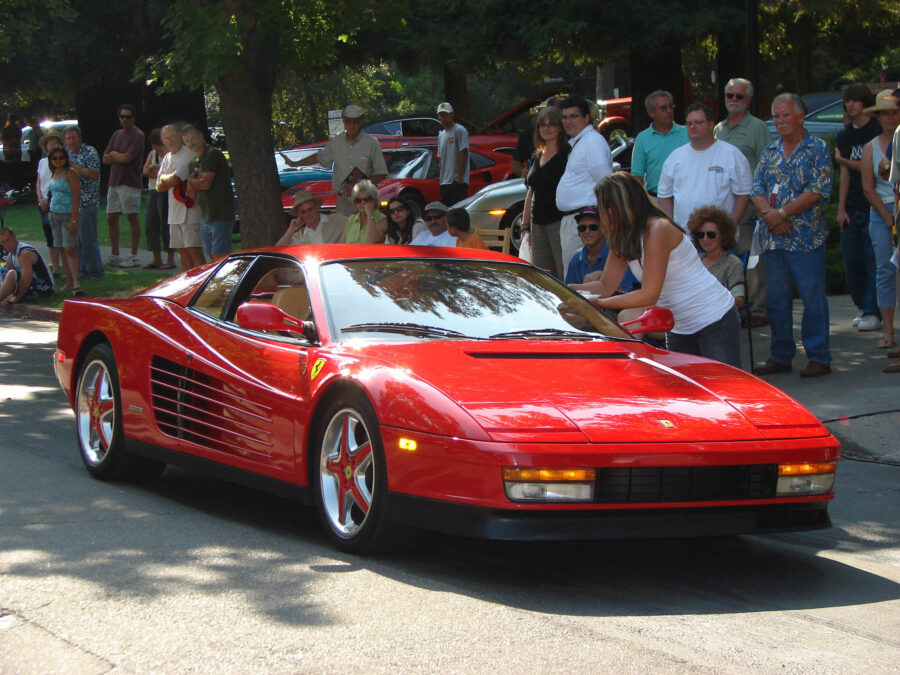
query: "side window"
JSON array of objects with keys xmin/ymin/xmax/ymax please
[
  {"xmin": 808, "ymin": 102, "xmax": 844, "ymax": 123},
  {"xmin": 250, "ymin": 267, "xmax": 311, "ymax": 322},
  {"xmin": 469, "ymin": 151, "xmax": 492, "ymax": 170},
  {"xmin": 192, "ymin": 258, "xmax": 252, "ymax": 319}
]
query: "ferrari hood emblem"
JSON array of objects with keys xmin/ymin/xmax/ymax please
[{"xmin": 660, "ymin": 419, "xmax": 675, "ymax": 429}]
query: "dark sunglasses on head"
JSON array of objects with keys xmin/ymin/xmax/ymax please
[
  {"xmin": 576, "ymin": 223, "xmax": 600, "ymax": 232},
  {"xmin": 389, "ymin": 205, "xmax": 406, "ymax": 214},
  {"xmin": 725, "ymin": 92, "xmax": 745, "ymax": 101},
  {"xmin": 695, "ymin": 230, "xmax": 718, "ymax": 239},
  {"xmin": 118, "ymin": 114, "xmax": 133, "ymax": 119},
  {"xmin": 424, "ymin": 214, "xmax": 443, "ymax": 222}
]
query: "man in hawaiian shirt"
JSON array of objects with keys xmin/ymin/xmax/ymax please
[
  {"xmin": 65, "ymin": 126, "xmax": 104, "ymax": 278},
  {"xmin": 750, "ymin": 93, "xmax": 833, "ymax": 378}
]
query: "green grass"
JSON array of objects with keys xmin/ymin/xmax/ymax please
[{"xmin": 2, "ymin": 199, "xmax": 131, "ymax": 246}]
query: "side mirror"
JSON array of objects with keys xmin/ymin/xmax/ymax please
[
  {"xmin": 236, "ymin": 302, "xmax": 318, "ymax": 342},
  {"xmin": 620, "ymin": 306, "xmax": 674, "ymax": 335}
]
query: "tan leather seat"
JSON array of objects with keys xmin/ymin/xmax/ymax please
[{"xmin": 271, "ymin": 286, "xmax": 311, "ymax": 320}]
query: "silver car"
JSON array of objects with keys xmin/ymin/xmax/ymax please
[
  {"xmin": 765, "ymin": 91, "xmax": 844, "ymax": 140},
  {"xmin": 457, "ymin": 135, "xmax": 633, "ymax": 251}
]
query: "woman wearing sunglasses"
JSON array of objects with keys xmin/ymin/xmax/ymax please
[
  {"xmin": 687, "ymin": 206, "xmax": 745, "ymax": 309},
  {"xmin": 47, "ymin": 148, "xmax": 84, "ymax": 295},
  {"xmin": 343, "ymin": 180, "xmax": 387, "ymax": 244},
  {"xmin": 385, "ymin": 198, "xmax": 425, "ymax": 244},
  {"xmin": 576, "ymin": 173, "xmax": 741, "ymax": 368}
]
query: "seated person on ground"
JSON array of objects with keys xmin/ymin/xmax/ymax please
[{"xmin": 0, "ymin": 227, "xmax": 54, "ymax": 304}]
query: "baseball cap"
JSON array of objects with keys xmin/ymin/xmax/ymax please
[
  {"xmin": 575, "ymin": 206, "xmax": 599, "ymax": 222},
  {"xmin": 436, "ymin": 102, "xmax": 454, "ymax": 114},
  {"xmin": 423, "ymin": 201, "xmax": 448, "ymax": 214}
]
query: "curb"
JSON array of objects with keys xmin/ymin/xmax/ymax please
[{"xmin": 0, "ymin": 302, "xmax": 61, "ymax": 322}]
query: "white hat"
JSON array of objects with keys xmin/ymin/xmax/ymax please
[
  {"xmin": 342, "ymin": 104, "xmax": 364, "ymax": 119},
  {"xmin": 436, "ymin": 102, "xmax": 454, "ymax": 114}
]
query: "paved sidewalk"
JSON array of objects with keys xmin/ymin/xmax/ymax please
[{"xmin": 2, "ymin": 247, "xmax": 898, "ymax": 466}]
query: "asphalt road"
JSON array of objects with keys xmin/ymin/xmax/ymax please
[{"xmin": 1, "ymin": 315, "xmax": 899, "ymax": 673}]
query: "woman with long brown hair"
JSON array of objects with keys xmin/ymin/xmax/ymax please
[
  {"xmin": 573, "ymin": 172, "xmax": 741, "ymax": 368},
  {"xmin": 521, "ymin": 105, "xmax": 569, "ymax": 278}
]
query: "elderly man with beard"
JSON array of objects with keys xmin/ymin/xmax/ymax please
[{"xmin": 714, "ymin": 77, "xmax": 773, "ymax": 327}]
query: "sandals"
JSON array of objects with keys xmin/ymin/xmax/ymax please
[
  {"xmin": 159, "ymin": 263, "xmax": 177, "ymax": 270},
  {"xmin": 72, "ymin": 288, "xmax": 85, "ymax": 296},
  {"xmin": 877, "ymin": 338, "xmax": 896, "ymax": 349},
  {"xmin": 143, "ymin": 262, "xmax": 162, "ymax": 269}
]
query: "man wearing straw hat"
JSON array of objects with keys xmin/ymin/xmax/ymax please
[{"xmin": 276, "ymin": 189, "xmax": 345, "ymax": 245}]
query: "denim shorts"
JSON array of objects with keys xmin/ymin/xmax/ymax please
[
  {"xmin": 49, "ymin": 211, "xmax": 78, "ymax": 248},
  {"xmin": 201, "ymin": 220, "xmax": 234, "ymax": 257}
]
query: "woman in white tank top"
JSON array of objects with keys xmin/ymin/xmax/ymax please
[{"xmin": 572, "ymin": 172, "xmax": 741, "ymax": 368}]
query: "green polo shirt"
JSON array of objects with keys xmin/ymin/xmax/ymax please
[
  {"xmin": 713, "ymin": 113, "xmax": 770, "ymax": 175},
  {"xmin": 631, "ymin": 123, "xmax": 688, "ymax": 193}
]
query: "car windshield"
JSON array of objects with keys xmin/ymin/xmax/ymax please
[
  {"xmin": 276, "ymin": 148, "xmax": 325, "ymax": 172},
  {"xmin": 319, "ymin": 259, "xmax": 631, "ymax": 342},
  {"xmin": 385, "ymin": 149, "xmax": 433, "ymax": 179}
]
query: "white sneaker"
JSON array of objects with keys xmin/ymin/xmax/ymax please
[
  {"xmin": 851, "ymin": 310, "xmax": 863, "ymax": 327},
  {"xmin": 105, "ymin": 254, "xmax": 122, "ymax": 268},
  {"xmin": 120, "ymin": 254, "xmax": 140, "ymax": 268},
  {"xmin": 858, "ymin": 315, "xmax": 882, "ymax": 332}
]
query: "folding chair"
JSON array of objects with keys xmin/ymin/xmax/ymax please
[{"xmin": 476, "ymin": 228, "xmax": 511, "ymax": 254}]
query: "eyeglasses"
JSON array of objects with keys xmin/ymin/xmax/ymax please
[
  {"xmin": 354, "ymin": 196, "xmax": 374, "ymax": 204},
  {"xmin": 118, "ymin": 114, "xmax": 133, "ymax": 119},
  {"xmin": 725, "ymin": 92, "xmax": 745, "ymax": 101},
  {"xmin": 389, "ymin": 205, "xmax": 406, "ymax": 214},
  {"xmin": 695, "ymin": 231, "xmax": 718, "ymax": 239},
  {"xmin": 424, "ymin": 214, "xmax": 444, "ymax": 222},
  {"xmin": 685, "ymin": 120, "xmax": 711, "ymax": 127},
  {"xmin": 577, "ymin": 223, "xmax": 600, "ymax": 232},
  {"xmin": 539, "ymin": 122, "xmax": 560, "ymax": 128}
]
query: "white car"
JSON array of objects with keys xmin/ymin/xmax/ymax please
[{"xmin": 457, "ymin": 135, "xmax": 633, "ymax": 252}]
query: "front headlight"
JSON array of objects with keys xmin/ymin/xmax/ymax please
[
  {"xmin": 503, "ymin": 467, "xmax": 595, "ymax": 503},
  {"xmin": 776, "ymin": 461, "xmax": 836, "ymax": 496}
]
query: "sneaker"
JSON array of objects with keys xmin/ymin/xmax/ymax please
[
  {"xmin": 120, "ymin": 254, "xmax": 140, "ymax": 268},
  {"xmin": 105, "ymin": 254, "xmax": 122, "ymax": 268},
  {"xmin": 857, "ymin": 315, "xmax": 882, "ymax": 332},
  {"xmin": 851, "ymin": 310, "xmax": 863, "ymax": 327}
]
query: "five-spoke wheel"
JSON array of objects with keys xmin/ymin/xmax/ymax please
[{"xmin": 319, "ymin": 407, "xmax": 375, "ymax": 538}]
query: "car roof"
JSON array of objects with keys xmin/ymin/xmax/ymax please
[{"xmin": 252, "ymin": 243, "xmax": 521, "ymax": 264}]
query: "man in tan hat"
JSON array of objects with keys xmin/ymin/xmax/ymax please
[
  {"xmin": 276, "ymin": 189, "xmax": 345, "ymax": 245},
  {"xmin": 279, "ymin": 104, "xmax": 386, "ymax": 217}
]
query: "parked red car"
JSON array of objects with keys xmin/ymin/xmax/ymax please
[
  {"xmin": 281, "ymin": 144, "xmax": 514, "ymax": 216},
  {"xmin": 54, "ymin": 246, "xmax": 839, "ymax": 554}
]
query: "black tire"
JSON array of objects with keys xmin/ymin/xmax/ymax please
[
  {"xmin": 603, "ymin": 123, "xmax": 629, "ymax": 141},
  {"xmin": 75, "ymin": 344, "xmax": 165, "ymax": 482},
  {"xmin": 313, "ymin": 392, "xmax": 411, "ymax": 554},
  {"xmin": 500, "ymin": 201, "xmax": 524, "ymax": 254},
  {"xmin": 399, "ymin": 190, "xmax": 425, "ymax": 220}
]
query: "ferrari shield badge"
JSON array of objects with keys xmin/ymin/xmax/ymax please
[
  {"xmin": 310, "ymin": 358, "xmax": 326, "ymax": 381},
  {"xmin": 660, "ymin": 419, "xmax": 676, "ymax": 429}
]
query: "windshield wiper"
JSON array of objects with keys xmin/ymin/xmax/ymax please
[
  {"xmin": 488, "ymin": 328, "xmax": 603, "ymax": 340},
  {"xmin": 341, "ymin": 322, "xmax": 484, "ymax": 340}
]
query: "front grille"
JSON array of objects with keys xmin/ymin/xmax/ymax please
[{"xmin": 595, "ymin": 464, "xmax": 777, "ymax": 503}]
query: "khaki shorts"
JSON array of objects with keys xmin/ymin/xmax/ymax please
[
  {"xmin": 169, "ymin": 221, "xmax": 203, "ymax": 249},
  {"xmin": 106, "ymin": 185, "xmax": 142, "ymax": 214}
]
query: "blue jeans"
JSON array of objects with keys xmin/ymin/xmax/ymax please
[
  {"xmin": 666, "ymin": 305, "xmax": 742, "ymax": 369},
  {"xmin": 841, "ymin": 208, "xmax": 879, "ymax": 318},
  {"xmin": 77, "ymin": 205, "xmax": 105, "ymax": 278},
  {"xmin": 201, "ymin": 220, "xmax": 233, "ymax": 257},
  {"xmin": 869, "ymin": 203, "xmax": 896, "ymax": 310},
  {"xmin": 765, "ymin": 246, "xmax": 830, "ymax": 365}
]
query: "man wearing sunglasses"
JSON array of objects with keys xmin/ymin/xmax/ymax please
[
  {"xmin": 714, "ymin": 78, "xmax": 772, "ymax": 328},
  {"xmin": 410, "ymin": 201, "xmax": 457, "ymax": 247},
  {"xmin": 102, "ymin": 104, "xmax": 145, "ymax": 268},
  {"xmin": 564, "ymin": 206, "xmax": 638, "ymax": 291}
]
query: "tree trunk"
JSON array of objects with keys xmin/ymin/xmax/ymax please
[
  {"xmin": 791, "ymin": 13, "xmax": 815, "ymax": 95},
  {"xmin": 443, "ymin": 64, "xmax": 470, "ymax": 121},
  {"xmin": 629, "ymin": 38, "xmax": 684, "ymax": 132},
  {"xmin": 214, "ymin": 3, "xmax": 282, "ymax": 249}
]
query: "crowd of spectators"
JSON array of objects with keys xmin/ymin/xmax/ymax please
[{"xmin": 5, "ymin": 83, "xmax": 900, "ymax": 376}]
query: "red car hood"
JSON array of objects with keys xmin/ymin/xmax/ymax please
[{"xmin": 356, "ymin": 341, "xmax": 825, "ymax": 444}]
